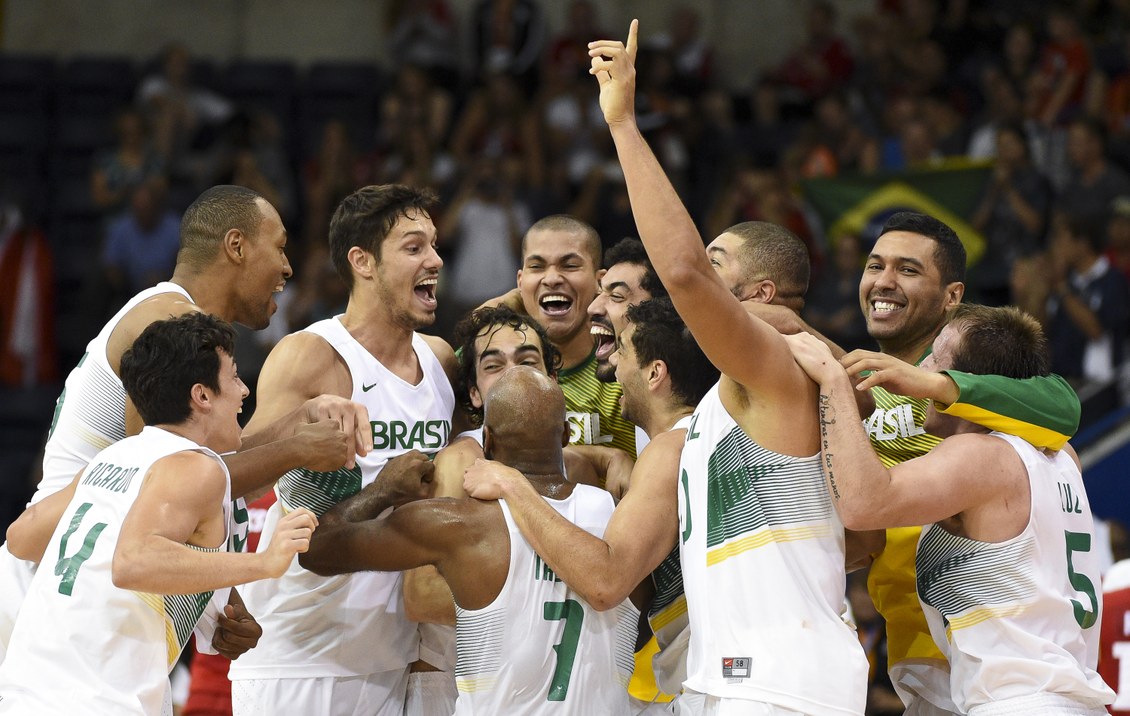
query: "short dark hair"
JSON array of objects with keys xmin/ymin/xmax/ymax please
[
  {"xmin": 724, "ymin": 221, "xmax": 810, "ymax": 301},
  {"xmin": 603, "ymin": 237, "xmax": 667, "ymax": 299},
  {"xmin": 625, "ymin": 298, "xmax": 718, "ymax": 408},
  {"xmin": 178, "ymin": 185, "xmax": 265, "ymax": 270},
  {"xmin": 948, "ymin": 304, "xmax": 1049, "ymax": 379},
  {"xmin": 453, "ymin": 305, "xmax": 561, "ymax": 424},
  {"xmin": 522, "ymin": 215, "xmax": 602, "ymax": 265},
  {"xmin": 328, "ymin": 184, "xmax": 438, "ymax": 287},
  {"xmin": 879, "ymin": 211, "xmax": 966, "ymax": 284},
  {"xmin": 120, "ymin": 312, "xmax": 237, "ymax": 426}
]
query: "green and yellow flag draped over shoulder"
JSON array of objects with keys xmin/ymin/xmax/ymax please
[{"xmin": 801, "ymin": 161, "xmax": 992, "ymax": 264}]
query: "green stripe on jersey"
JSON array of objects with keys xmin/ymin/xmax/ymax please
[{"xmin": 277, "ymin": 465, "xmax": 363, "ymax": 516}]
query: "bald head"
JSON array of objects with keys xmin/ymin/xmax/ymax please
[{"xmin": 482, "ymin": 367, "xmax": 567, "ymax": 473}]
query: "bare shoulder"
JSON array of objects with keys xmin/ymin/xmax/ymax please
[
  {"xmin": 435, "ymin": 436, "xmax": 482, "ymax": 471},
  {"xmin": 420, "ymin": 334, "xmax": 458, "ymax": 371},
  {"xmin": 146, "ymin": 451, "xmax": 227, "ymax": 494},
  {"xmin": 636, "ymin": 429, "xmax": 685, "ymax": 471},
  {"xmin": 262, "ymin": 331, "xmax": 348, "ymax": 394},
  {"xmin": 107, "ymin": 292, "xmax": 201, "ymax": 371}
]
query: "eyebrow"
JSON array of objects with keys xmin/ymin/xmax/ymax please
[
  {"xmin": 602, "ymin": 279, "xmax": 633, "ymax": 293},
  {"xmin": 707, "ymin": 246, "xmax": 728, "ymax": 258},
  {"xmin": 478, "ymin": 344, "xmax": 543, "ymax": 362},
  {"xmin": 525, "ymin": 253, "xmax": 585, "ymax": 264},
  {"xmin": 868, "ymin": 253, "xmax": 927, "ymax": 269}
]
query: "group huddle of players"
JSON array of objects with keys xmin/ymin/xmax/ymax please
[{"xmin": 0, "ymin": 20, "xmax": 1118, "ymax": 716}]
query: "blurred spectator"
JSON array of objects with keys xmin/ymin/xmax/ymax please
[
  {"xmin": 1045, "ymin": 213, "xmax": 1130, "ymax": 385},
  {"xmin": 211, "ymin": 111, "xmax": 296, "ymax": 224},
  {"xmin": 1107, "ymin": 196, "xmax": 1130, "ymax": 282},
  {"xmin": 651, "ymin": 4, "xmax": 715, "ymax": 99},
  {"xmin": 1033, "ymin": 5, "xmax": 1092, "ymax": 127},
  {"xmin": 971, "ymin": 122, "xmax": 1052, "ymax": 305},
  {"xmin": 286, "ymin": 244, "xmax": 349, "ymax": 330},
  {"xmin": 378, "ymin": 64, "xmax": 457, "ymax": 191},
  {"xmin": 967, "ymin": 68, "xmax": 1026, "ymax": 160},
  {"xmin": 450, "ymin": 72, "xmax": 544, "ymax": 189},
  {"xmin": 920, "ymin": 91, "xmax": 970, "ymax": 157},
  {"xmin": 810, "ymin": 92, "xmax": 879, "ymax": 175},
  {"xmin": 569, "ymin": 161, "xmax": 638, "ymax": 254},
  {"xmin": 0, "ymin": 198, "xmax": 56, "ymax": 387},
  {"xmin": 385, "ymin": 0, "xmax": 459, "ymax": 89},
  {"xmin": 999, "ymin": 23, "xmax": 1040, "ymax": 102},
  {"xmin": 437, "ymin": 158, "xmax": 531, "ymax": 315},
  {"xmin": 1058, "ymin": 117, "xmax": 1130, "ymax": 228},
  {"xmin": 735, "ymin": 80, "xmax": 801, "ymax": 170},
  {"xmin": 301, "ymin": 120, "xmax": 373, "ymax": 247},
  {"xmin": 538, "ymin": 0, "xmax": 607, "ymax": 196},
  {"xmin": 772, "ymin": 0, "xmax": 855, "ymax": 104},
  {"xmin": 137, "ymin": 43, "xmax": 233, "ymax": 166},
  {"xmin": 471, "ymin": 0, "xmax": 546, "ymax": 94},
  {"xmin": 707, "ymin": 165, "xmax": 819, "ymax": 268},
  {"xmin": 101, "ymin": 182, "xmax": 181, "ymax": 298},
  {"xmin": 90, "ymin": 108, "xmax": 168, "ymax": 217},
  {"xmin": 803, "ymin": 233, "xmax": 872, "ymax": 352}
]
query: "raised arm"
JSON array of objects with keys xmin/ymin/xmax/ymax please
[
  {"xmin": 787, "ymin": 333, "xmax": 1014, "ymax": 529},
  {"xmin": 462, "ymin": 429, "xmax": 681, "ymax": 610},
  {"xmin": 113, "ymin": 452, "xmax": 317, "ymax": 594},
  {"xmin": 590, "ymin": 21, "xmax": 808, "ymax": 400}
]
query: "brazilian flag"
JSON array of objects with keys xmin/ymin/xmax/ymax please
[{"xmin": 800, "ymin": 161, "xmax": 992, "ymax": 265}]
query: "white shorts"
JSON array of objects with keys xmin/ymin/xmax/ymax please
[
  {"xmin": 702, "ymin": 696, "xmax": 807, "ymax": 716},
  {"xmin": 231, "ymin": 670, "xmax": 409, "ymax": 716},
  {"xmin": 404, "ymin": 671, "xmax": 457, "ymax": 716},
  {"xmin": 417, "ymin": 623, "xmax": 456, "ymax": 672},
  {"xmin": 0, "ymin": 543, "xmax": 37, "ymax": 665},
  {"xmin": 671, "ymin": 690, "xmax": 706, "ymax": 716},
  {"xmin": 890, "ymin": 658, "xmax": 959, "ymax": 715}
]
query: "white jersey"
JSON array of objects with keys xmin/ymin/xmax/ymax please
[
  {"xmin": 231, "ymin": 317, "xmax": 455, "ymax": 681},
  {"xmin": 917, "ymin": 432, "xmax": 1115, "ymax": 715},
  {"xmin": 677, "ymin": 384, "xmax": 867, "ymax": 715},
  {"xmin": 38, "ymin": 281, "xmax": 193, "ymax": 501},
  {"xmin": 648, "ymin": 415, "xmax": 691, "ymax": 695},
  {"xmin": 453, "ymin": 485, "xmax": 638, "ymax": 715},
  {"xmin": 0, "ymin": 427, "xmax": 232, "ymax": 716}
]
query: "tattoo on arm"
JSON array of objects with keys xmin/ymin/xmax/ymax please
[{"xmin": 818, "ymin": 393, "xmax": 841, "ymax": 500}]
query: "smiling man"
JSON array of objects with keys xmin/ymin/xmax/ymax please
[
  {"xmin": 517, "ymin": 216, "xmax": 637, "ymax": 455},
  {"xmin": 0, "ymin": 313, "xmax": 318, "ymax": 716},
  {"xmin": 229, "ymin": 185, "xmax": 462, "ymax": 716},
  {"xmin": 787, "ymin": 305, "xmax": 1115, "ymax": 716}
]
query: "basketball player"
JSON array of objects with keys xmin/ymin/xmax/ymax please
[
  {"xmin": 591, "ymin": 20, "xmax": 869, "ymax": 712},
  {"xmin": 0, "ymin": 313, "xmax": 318, "ymax": 715},
  {"xmin": 787, "ymin": 305, "xmax": 1115, "ymax": 715},
  {"xmin": 301, "ymin": 367, "xmax": 640, "ymax": 715},
  {"xmin": 229, "ymin": 185, "xmax": 461, "ymax": 716},
  {"xmin": 0, "ymin": 185, "xmax": 358, "ymax": 664}
]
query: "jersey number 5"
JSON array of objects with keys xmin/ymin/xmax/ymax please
[
  {"xmin": 1065, "ymin": 530, "xmax": 1098, "ymax": 629},
  {"xmin": 54, "ymin": 503, "xmax": 108, "ymax": 596},
  {"xmin": 543, "ymin": 599, "xmax": 584, "ymax": 701}
]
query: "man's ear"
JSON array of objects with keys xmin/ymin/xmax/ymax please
[
  {"xmin": 482, "ymin": 425, "xmax": 494, "ymax": 459},
  {"xmin": 223, "ymin": 228, "xmax": 245, "ymax": 263},
  {"xmin": 747, "ymin": 279, "xmax": 777, "ymax": 305},
  {"xmin": 348, "ymin": 247, "xmax": 373, "ymax": 279},
  {"xmin": 469, "ymin": 384, "xmax": 483, "ymax": 410},
  {"xmin": 648, "ymin": 359, "xmax": 668, "ymax": 391},
  {"xmin": 945, "ymin": 281, "xmax": 965, "ymax": 309},
  {"xmin": 561, "ymin": 419, "xmax": 571, "ymax": 448},
  {"xmin": 189, "ymin": 383, "xmax": 211, "ymax": 414}
]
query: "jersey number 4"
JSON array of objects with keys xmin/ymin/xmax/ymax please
[
  {"xmin": 543, "ymin": 599, "xmax": 584, "ymax": 701},
  {"xmin": 54, "ymin": 502, "xmax": 108, "ymax": 596}
]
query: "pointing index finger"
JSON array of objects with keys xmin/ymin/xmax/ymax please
[{"xmin": 626, "ymin": 19, "xmax": 639, "ymax": 62}]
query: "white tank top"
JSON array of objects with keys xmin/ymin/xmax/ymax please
[
  {"xmin": 231, "ymin": 317, "xmax": 455, "ymax": 679},
  {"xmin": 453, "ymin": 485, "xmax": 638, "ymax": 715},
  {"xmin": 0, "ymin": 427, "xmax": 231, "ymax": 715},
  {"xmin": 37, "ymin": 282, "xmax": 193, "ymax": 503},
  {"xmin": 677, "ymin": 383, "xmax": 867, "ymax": 715},
  {"xmin": 917, "ymin": 432, "xmax": 1115, "ymax": 715}
]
